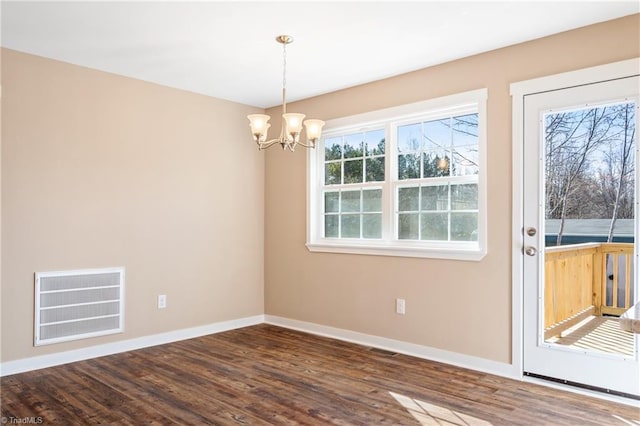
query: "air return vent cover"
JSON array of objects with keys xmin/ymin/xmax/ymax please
[{"xmin": 34, "ymin": 267, "xmax": 124, "ymax": 346}]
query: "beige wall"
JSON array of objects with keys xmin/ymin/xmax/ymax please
[
  {"xmin": 264, "ymin": 15, "xmax": 640, "ymax": 364},
  {"xmin": 1, "ymin": 49, "xmax": 265, "ymax": 362},
  {"xmin": 2, "ymin": 14, "xmax": 638, "ymax": 367}
]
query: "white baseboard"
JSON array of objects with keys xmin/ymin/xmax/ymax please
[
  {"xmin": 264, "ymin": 315, "xmax": 518, "ymax": 379},
  {"xmin": 4, "ymin": 313, "xmax": 635, "ymax": 407},
  {"xmin": 1, "ymin": 313, "xmax": 517, "ymax": 379},
  {"xmin": 0, "ymin": 315, "xmax": 264, "ymax": 377}
]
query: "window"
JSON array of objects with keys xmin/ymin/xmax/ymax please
[
  {"xmin": 396, "ymin": 113, "xmax": 480, "ymax": 243},
  {"xmin": 323, "ymin": 129, "xmax": 385, "ymax": 239},
  {"xmin": 307, "ymin": 89, "xmax": 487, "ymax": 260}
]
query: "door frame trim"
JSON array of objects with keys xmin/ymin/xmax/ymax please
[{"xmin": 510, "ymin": 58, "xmax": 640, "ymax": 380}]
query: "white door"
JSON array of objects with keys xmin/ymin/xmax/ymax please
[{"xmin": 523, "ymin": 76, "xmax": 640, "ymax": 397}]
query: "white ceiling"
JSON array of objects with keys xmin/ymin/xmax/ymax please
[{"xmin": 2, "ymin": 1, "xmax": 638, "ymax": 108}]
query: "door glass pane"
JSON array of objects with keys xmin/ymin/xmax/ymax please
[{"xmin": 543, "ymin": 101, "xmax": 636, "ymax": 357}]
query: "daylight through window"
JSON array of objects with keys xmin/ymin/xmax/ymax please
[{"xmin": 307, "ymin": 89, "xmax": 487, "ymax": 260}]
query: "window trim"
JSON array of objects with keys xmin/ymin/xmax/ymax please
[{"xmin": 307, "ymin": 88, "xmax": 488, "ymax": 260}]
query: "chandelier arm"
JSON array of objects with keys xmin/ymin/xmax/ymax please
[
  {"xmin": 295, "ymin": 141, "xmax": 313, "ymax": 148},
  {"xmin": 258, "ymin": 138, "xmax": 283, "ymax": 150}
]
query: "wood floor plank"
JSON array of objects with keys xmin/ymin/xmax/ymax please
[{"xmin": 2, "ymin": 324, "xmax": 638, "ymax": 425}]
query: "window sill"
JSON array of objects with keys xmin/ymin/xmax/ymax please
[{"xmin": 306, "ymin": 241, "xmax": 487, "ymax": 261}]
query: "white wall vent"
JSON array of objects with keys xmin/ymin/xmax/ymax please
[{"xmin": 34, "ymin": 267, "xmax": 124, "ymax": 346}]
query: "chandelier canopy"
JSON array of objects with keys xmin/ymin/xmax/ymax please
[{"xmin": 247, "ymin": 35, "xmax": 325, "ymax": 152}]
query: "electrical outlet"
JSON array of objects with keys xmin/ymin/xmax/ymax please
[
  {"xmin": 396, "ymin": 298, "xmax": 406, "ymax": 315},
  {"xmin": 158, "ymin": 294, "xmax": 167, "ymax": 309}
]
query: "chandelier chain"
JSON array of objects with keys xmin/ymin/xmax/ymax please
[
  {"xmin": 282, "ymin": 42, "xmax": 287, "ymax": 92},
  {"xmin": 246, "ymin": 35, "xmax": 324, "ymax": 152}
]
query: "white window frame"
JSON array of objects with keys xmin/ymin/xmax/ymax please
[{"xmin": 307, "ymin": 88, "xmax": 488, "ymax": 260}]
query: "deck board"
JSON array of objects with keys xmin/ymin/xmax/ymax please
[{"xmin": 547, "ymin": 316, "xmax": 636, "ymax": 357}]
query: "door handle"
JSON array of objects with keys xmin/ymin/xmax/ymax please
[{"xmin": 525, "ymin": 246, "xmax": 537, "ymax": 256}]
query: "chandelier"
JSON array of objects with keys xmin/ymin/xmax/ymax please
[{"xmin": 247, "ymin": 35, "xmax": 325, "ymax": 151}]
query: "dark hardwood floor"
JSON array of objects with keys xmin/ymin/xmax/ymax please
[{"xmin": 1, "ymin": 324, "xmax": 638, "ymax": 425}]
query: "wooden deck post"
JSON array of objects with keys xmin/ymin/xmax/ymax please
[{"xmin": 592, "ymin": 245, "xmax": 603, "ymax": 316}]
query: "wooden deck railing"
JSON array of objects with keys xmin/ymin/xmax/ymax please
[{"xmin": 544, "ymin": 242, "xmax": 634, "ymax": 339}]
